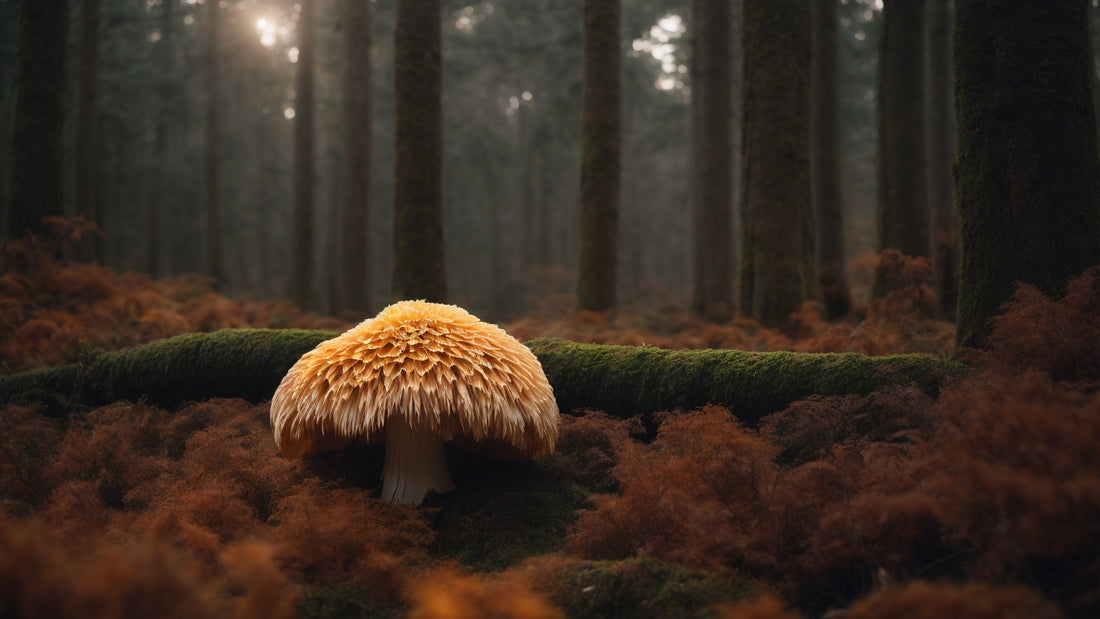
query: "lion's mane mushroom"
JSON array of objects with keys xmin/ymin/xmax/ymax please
[{"xmin": 269, "ymin": 300, "xmax": 559, "ymax": 505}]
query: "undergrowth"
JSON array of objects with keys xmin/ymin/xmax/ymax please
[{"xmin": 2, "ymin": 225, "xmax": 1098, "ymax": 617}]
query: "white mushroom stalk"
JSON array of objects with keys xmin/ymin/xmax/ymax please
[
  {"xmin": 269, "ymin": 300, "xmax": 559, "ymax": 505},
  {"xmin": 380, "ymin": 416, "xmax": 456, "ymax": 504}
]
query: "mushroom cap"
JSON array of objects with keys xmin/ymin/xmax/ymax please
[{"xmin": 270, "ymin": 300, "xmax": 559, "ymax": 459}]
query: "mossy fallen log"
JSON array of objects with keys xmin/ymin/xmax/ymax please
[
  {"xmin": 530, "ymin": 338, "xmax": 965, "ymax": 425},
  {"xmin": 0, "ymin": 329, "xmax": 333, "ymax": 416},
  {"xmin": 0, "ymin": 329, "xmax": 966, "ymax": 424}
]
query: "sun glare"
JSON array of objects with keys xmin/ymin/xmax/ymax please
[
  {"xmin": 256, "ymin": 16, "xmax": 280, "ymax": 48},
  {"xmin": 631, "ymin": 13, "xmax": 688, "ymax": 93}
]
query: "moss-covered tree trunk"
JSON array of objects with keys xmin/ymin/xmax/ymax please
[
  {"xmin": 690, "ymin": 0, "xmax": 734, "ymax": 321},
  {"xmin": 576, "ymin": 0, "xmax": 621, "ymax": 312},
  {"xmin": 811, "ymin": 0, "xmax": 850, "ymax": 320},
  {"xmin": 739, "ymin": 0, "xmax": 814, "ymax": 327},
  {"xmin": 927, "ymin": 0, "xmax": 956, "ymax": 317},
  {"xmin": 289, "ymin": 0, "xmax": 315, "ymax": 307},
  {"xmin": 392, "ymin": 0, "xmax": 446, "ymax": 303},
  {"xmin": 874, "ymin": 0, "xmax": 929, "ymax": 299},
  {"xmin": 0, "ymin": 330, "xmax": 965, "ymax": 429},
  {"xmin": 954, "ymin": 0, "xmax": 1100, "ymax": 348},
  {"xmin": 338, "ymin": 0, "xmax": 371, "ymax": 317},
  {"xmin": 3, "ymin": 0, "xmax": 68, "ymax": 242}
]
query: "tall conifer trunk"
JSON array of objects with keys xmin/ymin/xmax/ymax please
[
  {"xmin": 4, "ymin": 0, "xmax": 68, "ymax": 243},
  {"xmin": 148, "ymin": 0, "xmax": 176, "ymax": 278},
  {"xmin": 289, "ymin": 0, "xmax": 316, "ymax": 308},
  {"xmin": 811, "ymin": 0, "xmax": 850, "ymax": 319},
  {"xmin": 740, "ymin": 0, "xmax": 814, "ymax": 327},
  {"xmin": 927, "ymin": 0, "xmax": 956, "ymax": 316},
  {"xmin": 691, "ymin": 0, "xmax": 733, "ymax": 321},
  {"xmin": 576, "ymin": 0, "xmax": 621, "ymax": 312},
  {"xmin": 874, "ymin": 0, "xmax": 929, "ymax": 297},
  {"xmin": 75, "ymin": 0, "xmax": 101, "ymax": 262},
  {"xmin": 954, "ymin": 0, "xmax": 1100, "ymax": 348},
  {"xmin": 338, "ymin": 0, "xmax": 371, "ymax": 316},
  {"xmin": 392, "ymin": 0, "xmax": 446, "ymax": 302},
  {"xmin": 204, "ymin": 0, "xmax": 224, "ymax": 288}
]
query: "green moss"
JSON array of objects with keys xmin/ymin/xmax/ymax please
[
  {"xmin": 0, "ymin": 364, "xmax": 81, "ymax": 416},
  {"xmin": 3, "ymin": 331, "xmax": 965, "ymax": 428},
  {"xmin": 427, "ymin": 457, "xmax": 590, "ymax": 572},
  {"xmin": 300, "ymin": 587, "xmax": 402, "ymax": 619},
  {"xmin": 543, "ymin": 557, "xmax": 751, "ymax": 618},
  {"xmin": 83, "ymin": 328, "xmax": 335, "ymax": 408},
  {"xmin": 0, "ymin": 328, "xmax": 336, "ymax": 415},
  {"xmin": 528, "ymin": 337, "xmax": 965, "ymax": 428}
]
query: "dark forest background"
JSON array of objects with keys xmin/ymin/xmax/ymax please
[{"xmin": 0, "ymin": 0, "xmax": 893, "ymax": 322}]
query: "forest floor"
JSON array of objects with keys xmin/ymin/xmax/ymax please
[{"xmin": 1, "ymin": 228, "xmax": 1098, "ymax": 618}]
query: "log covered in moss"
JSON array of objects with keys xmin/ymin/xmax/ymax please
[
  {"xmin": 0, "ymin": 329, "xmax": 965, "ymax": 424},
  {"xmin": 0, "ymin": 329, "xmax": 333, "ymax": 415},
  {"xmin": 528, "ymin": 338, "xmax": 963, "ymax": 426}
]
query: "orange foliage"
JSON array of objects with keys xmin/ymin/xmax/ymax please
[
  {"xmin": 713, "ymin": 593, "xmax": 806, "ymax": 619},
  {"xmin": 407, "ymin": 566, "xmax": 565, "ymax": 619},
  {"xmin": 270, "ymin": 479, "xmax": 435, "ymax": 598},
  {"xmin": 0, "ymin": 516, "xmax": 222, "ymax": 618},
  {"xmin": 506, "ymin": 251, "xmax": 953, "ymax": 356},
  {"xmin": 567, "ymin": 406, "xmax": 784, "ymax": 573},
  {"xmin": 0, "ymin": 226, "xmax": 347, "ymax": 373},
  {"xmin": 982, "ymin": 265, "xmax": 1100, "ymax": 383},
  {"xmin": 843, "ymin": 580, "xmax": 1064, "ymax": 619},
  {"xmin": 0, "ymin": 397, "xmax": 436, "ymax": 614}
]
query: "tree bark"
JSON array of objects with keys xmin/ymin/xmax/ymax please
[
  {"xmin": 290, "ymin": 0, "xmax": 316, "ymax": 308},
  {"xmin": 691, "ymin": 0, "xmax": 734, "ymax": 321},
  {"xmin": 576, "ymin": 0, "xmax": 621, "ymax": 312},
  {"xmin": 147, "ymin": 0, "xmax": 176, "ymax": 279},
  {"xmin": 739, "ymin": 0, "xmax": 814, "ymax": 327},
  {"xmin": 0, "ymin": 330, "xmax": 965, "ymax": 430},
  {"xmin": 338, "ymin": 0, "xmax": 371, "ymax": 316},
  {"xmin": 811, "ymin": 0, "xmax": 851, "ymax": 320},
  {"xmin": 927, "ymin": 0, "xmax": 956, "ymax": 317},
  {"xmin": 3, "ymin": 0, "xmax": 68, "ymax": 242},
  {"xmin": 74, "ymin": 0, "xmax": 102, "ymax": 262},
  {"xmin": 954, "ymin": 0, "xmax": 1100, "ymax": 348},
  {"xmin": 874, "ymin": 0, "xmax": 929, "ymax": 297},
  {"xmin": 204, "ymin": 0, "xmax": 225, "ymax": 288},
  {"xmin": 392, "ymin": 0, "xmax": 446, "ymax": 303}
]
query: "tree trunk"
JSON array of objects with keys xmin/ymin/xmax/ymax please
[
  {"xmin": 148, "ymin": 0, "xmax": 176, "ymax": 279},
  {"xmin": 392, "ymin": 0, "xmax": 446, "ymax": 303},
  {"xmin": 954, "ymin": 0, "xmax": 1100, "ymax": 348},
  {"xmin": 811, "ymin": 0, "xmax": 851, "ymax": 320},
  {"xmin": 290, "ymin": 0, "xmax": 316, "ymax": 308},
  {"xmin": 927, "ymin": 0, "xmax": 956, "ymax": 317},
  {"xmin": 204, "ymin": 0, "xmax": 224, "ymax": 288},
  {"xmin": 690, "ymin": 0, "xmax": 734, "ymax": 321},
  {"xmin": 874, "ymin": 0, "xmax": 929, "ymax": 297},
  {"xmin": 338, "ymin": 0, "xmax": 371, "ymax": 316},
  {"xmin": 739, "ymin": 0, "xmax": 814, "ymax": 327},
  {"xmin": 3, "ymin": 0, "xmax": 67, "ymax": 242},
  {"xmin": 576, "ymin": 0, "xmax": 621, "ymax": 312},
  {"xmin": 0, "ymin": 330, "xmax": 965, "ymax": 429},
  {"xmin": 74, "ymin": 0, "xmax": 101, "ymax": 262}
]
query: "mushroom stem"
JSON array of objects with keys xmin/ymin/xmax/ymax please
[{"xmin": 380, "ymin": 417, "xmax": 456, "ymax": 504}]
